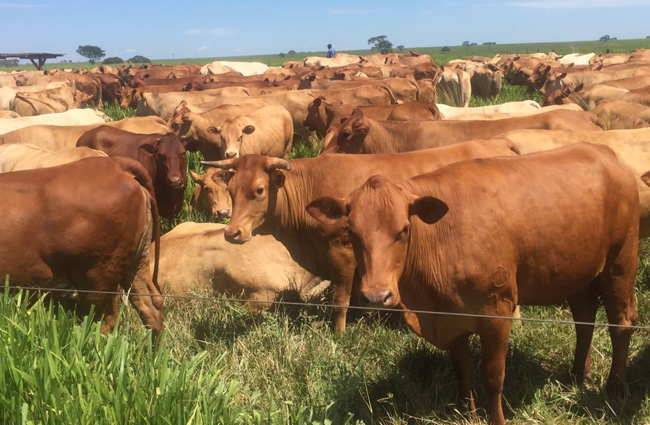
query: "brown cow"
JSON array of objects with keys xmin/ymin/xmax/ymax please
[
  {"xmin": 322, "ymin": 108, "xmax": 603, "ymax": 154},
  {"xmin": 306, "ymin": 143, "xmax": 639, "ymax": 425},
  {"xmin": 77, "ymin": 126, "xmax": 196, "ymax": 219},
  {"xmin": 189, "ymin": 169, "xmax": 232, "ymax": 220},
  {"xmin": 0, "ymin": 157, "xmax": 164, "ymax": 336},
  {"xmin": 304, "ymin": 97, "xmax": 441, "ymax": 136},
  {"xmin": 201, "ymin": 138, "xmax": 520, "ymax": 331}
]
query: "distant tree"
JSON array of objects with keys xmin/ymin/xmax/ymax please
[
  {"xmin": 0, "ymin": 59, "xmax": 19, "ymax": 67},
  {"xmin": 441, "ymin": 46, "xmax": 451, "ymax": 53},
  {"xmin": 647, "ymin": 36, "xmax": 650, "ymax": 39},
  {"xmin": 483, "ymin": 41, "xmax": 497, "ymax": 45},
  {"xmin": 368, "ymin": 35, "xmax": 393, "ymax": 54},
  {"xmin": 128, "ymin": 55, "xmax": 150, "ymax": 63},
  {"xmin": 102, "ymin": 56, "xmax": 124, "ymax": 65},
  {"xmin": 599, "ymin": 34, "xmax": 611, "ymax": 43},
  {"xmin": 288, "ymin": 50, "xmax": 296, "ymax": 55},
  {"xmin": 279, "ymin": 52, "xmax": 286, "ymax": 58},
  {"xmin": 76, "ymin": 45, "xmax": 105, "ymax": 64},
  {"xmin": 397, "ymin": 45, "xmax": 405, "ymax": 51},
  {"xmin": 462, "ymin": 41, "xmax": 470, "ymax": 47},
  {"xmin": 611, "ymin": 37, "xmax": 618, "ymax": 40},
  {"xmin": 470, "ymin": 42, "xmax": 477, "ymax": 46}
]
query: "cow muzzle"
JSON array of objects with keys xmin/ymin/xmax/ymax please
[
  {"xmin": 224, "ymin": 151, "xmax": 239, "ymax": 159},
  {"xmin": 216, "ymin": 208, "xmax": 231, "ymax": 219},
  {"xmin": 360, "ymin": 289, "xmax": 397, "ymax": 308},
  {"xmin": 224, "ymin": 225, "xmax": 250, "ymax": 243}
]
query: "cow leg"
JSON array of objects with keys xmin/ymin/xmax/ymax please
[
  {"xmin": 121, "ymin": 249, "xmax": 164, "ymax": 340},
  {"xmin": 449, "ymin": 335, "xmax": 477, "ymax": 420},
  {"xmin": 567, "ymin": 288, "xmax": 599, "ymax": 384},
  {"xmin": 77, "ymin": 292, "xmax": 120, "ymax": 333},
  {"xmin": 326, "ymin": 241, "xmax": 356, "ymax": 333},
  {"xmin": 600, "ymin": 233, "xmax": 638, "ymax": 397},
  {"xmin": 478, "ymin": 318, "xmax": 510, "ymax": 425}
]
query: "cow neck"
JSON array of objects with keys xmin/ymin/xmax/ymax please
[
  {"xmin": 192, "ymin": 113, "xmax": 216, "ymax": 143},
  {"xmin": 364, "ymin": 120, "xmax": 422, "ymax": 154},
  {"xmin": 272, "ymin": 158, "xmax": 322, "ymax": 235},
  {"xmin": 400, "ymin": 178, "xmax": 459, "ymax": 304}
]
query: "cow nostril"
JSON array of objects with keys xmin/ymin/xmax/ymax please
[
  {"xmin": 225, "ymin": 151, "xmax": 238, "ymax": 159},
  {"xmin": 362, "ymin": 290, "xmax": 394, "ymax": 307},
  {"xmin": 224, "ymin": 226, "xmax": 241, "ymax": 241},
  {"xmin": 217, "ymin": 209, "xmax": 231, "ymax": 218}
]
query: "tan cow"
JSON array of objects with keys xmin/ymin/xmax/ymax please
[
  {"xmin": 436, "ymin": 100, "xmax": 541, "ymax": 119},
  {"xmin": 436, "ymin": 68, "xmax": 471, "ymax": 107},
  {"xmin": 0, "ymin": 111, "xmax": 20, "ymax": 119},
  {"xmin": 11, "ymin": 85, "xmax": 93, "ymax": 117},
  {"xmin": 154, "ymin": 222, "xmax": 330, "ymax": 306},
  {"xmin": 168, "ymin": 99, "xmax": 269, "ymax": 160},
  {"xmin": 442, "ymin": 104, "xmax": 584, "ymax": 121},
  {"xmin": 591, "ymin": 99, "xmax": 650, "ymax": 129},
  {"xmin": 212, "ymin": 105, "xmax": 293, "ymax": 159},
  {"xmin": 0, "ymin": 117, "xmax": 169, "ymax": 150},
  {"xmin": 189, "ymin": 168, "xmax": 232, "ymax": 220},
  {"xmin": 134, "ymin": 88, "xmax": 251, "ymax": 119},
  {"xmin": 0, "ymin": 109, "xmax": 106, "ymax": 135},
  {"xmin": 322, "ymin": 108, "xmax": 602, "ymax": 154},
  {"xmin": 0, "ymin": 144, "xmax": 107, "ymax": 172}
]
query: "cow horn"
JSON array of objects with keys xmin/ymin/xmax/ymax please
[
  {"xmin": 201, "ymin": 158, "xmax": 239, "ymax": 169},
  {"xmin": 266, "ymin": 158, "xmax": 291, "ymax": 171}
]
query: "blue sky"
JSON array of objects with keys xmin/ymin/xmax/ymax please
[{"xmin": 2, "ymin": 0, "xmax": 650, "ymax": 61}]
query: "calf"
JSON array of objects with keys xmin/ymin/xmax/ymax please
[
  {"xmin": 307, "ymin": 143, "xmax": 638, "ymax": 425},
  {"xmin": 189, "ymin": 168, "xmax": 232, "ymax": 220},
  {"xmin": 77, "ymin": 125, "xmax": 195, "ymax": 219},
  {"xmin": 0, "ymin": 157, "xmax": 164, "ymax": 336}
]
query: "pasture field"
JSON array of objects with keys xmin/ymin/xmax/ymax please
[
  {"xmin": 3, "ymin": 42, "xmax": 650, "ymax": 424},
  {"xmin": 1, "ymin": 38, "xmax": 650, "ymax": 72}
]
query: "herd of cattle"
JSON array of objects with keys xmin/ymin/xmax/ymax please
[{"xmin": 3, "ymin": 47, "xmax": 650, "ymax": 423}]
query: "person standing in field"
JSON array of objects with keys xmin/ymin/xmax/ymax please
[{"xmin": 327, "ymin": 44, "xmax": 336, "ymax": 58}]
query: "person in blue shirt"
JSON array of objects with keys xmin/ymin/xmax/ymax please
[{"xmin": 326, "ymin": 44, "xmax": 336, "ymax": 58}]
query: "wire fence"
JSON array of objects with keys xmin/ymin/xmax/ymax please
[{"xmin": 3, "ymin": 283, "xmax": 650, "ymax": 331}]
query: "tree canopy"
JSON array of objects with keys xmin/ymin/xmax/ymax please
[
  {"xmin": 76, "ymin": 45, "xmax": 105, "ymax": 64},
  {"xmin": 128, "ymin": 55, "xmax": 151, "ymax": 63},
  {"xmin": 368, "ymin": 35, "xmax": 393, "ymax": 54},
  {"xmin": 599, "ymin": 34, "xmax": 611, "ymax": 43}
]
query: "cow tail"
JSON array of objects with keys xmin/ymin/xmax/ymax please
[
  {"xmin": 379, "ymin": 84, "xmax": 399, "ymax": 104},
  {"xmin": 118, "ymin": 158, "xmax": 161, "ymax": 292}
]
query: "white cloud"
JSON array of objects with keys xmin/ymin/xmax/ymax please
[
  {"xmin": 186, "ymin": 28, "xmax": 236, "ymax": 37},
  {"xmin": 499, "ymin": 0, "xmax": 650, "ymax": 8},
  {"xmin": 197, "ymin": 46, "xmax": 209, "ymax": 52},
  {"xmin": 0, "ymin": 3, "xmax": 49, "ymax": 8},
  {"xmin": 328, "ymin": 9, "xmax": 375, "ymax": 15}
]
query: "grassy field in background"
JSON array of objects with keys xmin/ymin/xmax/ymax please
[
  {"xmin": 3, "ymin": 38, "xmax": 650, "ymax": 424},
  {"xmin": 2, "ymin": 38, "xmax": 650, "ymax": 72}
]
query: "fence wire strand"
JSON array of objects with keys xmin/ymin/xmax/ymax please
[{"xmin": 3, "ymin": 284, "xmax": 650, "ymax": 331}]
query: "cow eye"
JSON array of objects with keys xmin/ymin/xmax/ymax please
[
  {"xmin": 256, "ymin": 186, "xmax": 264, "ymax": 196},
  {"xmin": 400, "ymin": 224, "xmax": 410, "ymax": 238}
]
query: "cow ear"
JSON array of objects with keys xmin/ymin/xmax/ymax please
[
  {"xmin": 409, "ymin": 196, "xmax": 448, "ymax": 225},
  {"xmin": 182, "ymin": 138, "xmax": 202, "ymax": 152},
  {"xmin": 306, "ymin": 196, "xmax": 348, "ymax": 225},
  {"xmin": 558, "ymin": 72, "xmax": 567, "ymax": 79},
  {"xmin": 242, "ymin": 125, "xmax": 256, "ymax": 135},
  {"xmin": 207, "ymin": 126, "xmax": 220, "ymax": 135},
  {"xmin": 139, "ymin": 143, "xmax": 158, "ymax": 155},
  {"xmin": 189, "ymin": 171, "xmax": 203, "ymax": 185},
  {"xmin": 271, "ymin": 169, "xmax": 285, "ymax": 188},
  {"xmin": 213, "ymin": 170, "xmax": 233, "ymax": 185},
  {"xmin": 313, "ymin": 97, "xmax": 322, "ymax": 107}
]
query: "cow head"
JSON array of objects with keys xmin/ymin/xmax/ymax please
[
  {"xmin": 190, "ymin": 168, "xmax": 233, "ymax": 220},
  {"xmin": 304, "ymin": 97, "xmax": 331, "ymax": 135},
  {"xmin": 201, "ymin": 155, "xmax": 290, "ymax": 243},
  {"xmin": 541, "ymin": 70, "xmax": 569, "ymax": 95},
  {"xmin": 307, "ymin": 175, "xmax": 448, "ymax": 308},
  {"xmin": 210, "ymin": 119, "xmax": 255, "ymax": 159},
  {"xmin": 320, "ymin": 108, "xmax": 370, "ymax": 154},
  {"xmin": 542, "ymin": 83, "xmax": 582, "ymax": 106},
  {"xmin": 138, "ymin": 133, "xmax": 192, "ymax": 192}
]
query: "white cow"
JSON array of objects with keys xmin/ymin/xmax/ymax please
[
  {"xmin": 0, "ymin": 144, "xmax": 107, "ymax": 172},
  {"xmin": 0, "ymin": 109, "xmax": 106, "ymax": 135},
  {"xmin": 200, "ymin": 61, "xmax": 269, "ymax": 76}
]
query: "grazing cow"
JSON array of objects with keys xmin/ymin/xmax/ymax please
[
  {"xmin": 436, "ymin": 68, "xmax": 472, "ymax": 107},
  {"xmin": 470, "ymin": 64, "xmax": 503, "ymax": 99},
  {"xmin": 0, "ymin": 109, "xmax": 106, "ymax": 135},
  {"xmin": 212, "ymin": 105, "xmax": 293, "ymax": 159},
  {"xmin": 0, "ymin": 144, "xmax": 107, "ymax": 172},
  {"xmin": 499, "ymin": 127, "xmax": 650, "ymax": 237},
  {"xmin": 306, "ymin": 143, "xmax": 639, "ymax": 425},
  {"xmin": 297, "ymin": 76, "xmax": 419, "ymax": 103},
  {"xmin": 155, "ymin": 222, "xmax": 330, "ymax": 306},
  {"xmin": 168, "ymin": 100, "xmax": 269, "ymax": 160},
  {"xmin": 304, "ymin": 97, "xmax": 441, "ymax": 137},
  {"xmin": 134, "ymin": 88, "xmax": 251, "ymax": 120},
  {"xmin": 441, "ymin": 104, "xmax": 584, "ymax": 121},
  {"xmin": 200, "ymin": 61, "xmax": 269, "ymax": 76},
  {"xmin": 201, "ymin": 138, "xmax": 520, "ymax": 331},
  {"xmin": 12, "ymin": 86, "xmax": 93, "ymax": 117},
  {"xmin": 0, "ymin": 117, "xmax": 170, "ymax": 150},
  {"xmin": 0, "ymin": 157, "xmax": 164, "ymax": 336},
  {"xmin": 321, "ymin": 108, "xmax": 603, "ymax": 154},
  {"xmin": 189, "ymin": 168, "xmax": 232, "ymax": 220},
  {"xmin": 591, "ymin": 99, "xmax": 650, "ymax": 129},
  {"xmin": 77, "ymin": 126, "xmax": 195, "ymax": 219}
]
